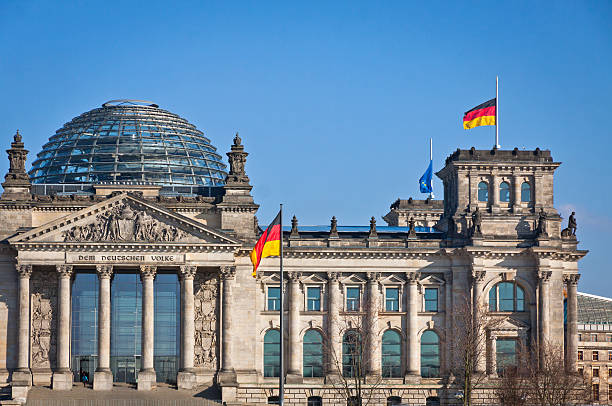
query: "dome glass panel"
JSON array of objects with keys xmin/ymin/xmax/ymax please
[{"xmin": 29, "ymin": 100, "xmax": 227, "ymax": 189}]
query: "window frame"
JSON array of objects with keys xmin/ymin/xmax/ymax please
[
  {"xmin": 263, "ymin": 329, "xmax": 281, "ymax": 378},
  {"xmin": 488, "ymin": 281, "xmax": 525, "ymax": 312},
  {"xmin": 385, "ymin": 287, "xmax": 400, "ymax": 312},
  {"xmin": 381, "ymin": 329, "xmax": 402, "ymax": 378},
  {"xmin": 266, "ymin": 285, "xmax": 281, "ymax": 311},
  {"xmin": 478, "ymin": 181, "xmax": 489, "ymax": 203},
  {"xmin": 520, "ymin": 181, "xmax": 531, "ymax": 202},
  {"xmin": 593, "ymin": 367, "xmax": 599, "ymax": 378},
  {"xmin": 499, "ymin": 181, "xmax": 511, "ymax": 203},
  {"xmin": 578, "ymin": 350, "xmax": 583, "ymax": 361},
  {"xmin": 420, "ymin": 330, "xmax": 440, "ymax": 378},
  {"xmin": 423, "ymin": 288, "xmax": 439, "ymax": 312},
  {"xmin": 593, "ymin": 350, "xmax": 599, "ymax": 361},
  {"xmin": 345, "ymin": 286, "xmax": 362, "ymax": 312},
  {"xmin": 496, "ymin": 338, "xmax": 518, "ymax": 374},
  {"xmin": 306, "ymin": 286, "xmax": 322, "ymax": 312},
  {"xmin": 303, "ymin": 329, "xmax": 324, "ymax": 378}
]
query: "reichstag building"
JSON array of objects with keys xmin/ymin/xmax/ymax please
[{"xmin": 0, "ymin": 100, "xmax": 587, "ymax": 405}]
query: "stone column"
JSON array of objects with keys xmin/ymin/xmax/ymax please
[
  {"xmin": 564, "ymin": 274, "xmax": 580, "ymax": 372},
  {"xmin": 94, "ymin": 265, "xmax": 113, "ymax": 391},
  {"xmin": 488, "ymin": 334, "xmax": 497, "ymax": 378},
  {"xmin": 218, "ymin": 266, "xmax": 237, "ymax": 385},
  {"xmin": 138, "ymin": 265, "xmax": 157, "ymax": 391},
  {"xmin": 52, "ymin": 265, "xmax": 74, "ymax": 390},
  {"xmin": 537, "ymin": 270, "xmax": 552, "ymax": 367},
  {"xmin": 14, "ymin": 265, "xmax": 32, "ymax": 379},
  {"xmin": 472, "ymin": 269, "xmax": 487, "ymax": 374},
  {"xmin": 287, "ymin": 272, "xmax": 302, "ymax": 383},
  {"xmin": 405, "ymin": 271, "xmax": 420, "ymax": 380},
  {"xmin": 366, "ymin": 272, "xmax": 380, "ymax": 377},
  {"xmin": 327, "ymin": 272, "xmax": 341, "ymax": 377},
  {"xmin": 491, "ymin": 174, "xmax": 500, "ymax": 213},
  {"xmin": 444, "ymin": 271, "xmax": 453, "ymax": 374},
  {"xmin": 512, "ymin": 175, "xmax": 522, "ymax": 213},
  {"xmin": 177, "ymin": 265, "xmax": 197, "ymax": 390}
]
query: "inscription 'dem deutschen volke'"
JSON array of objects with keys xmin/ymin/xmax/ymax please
[{"xmin": 65, "ymin": 253, "xmax": 185, "ymax": 264}]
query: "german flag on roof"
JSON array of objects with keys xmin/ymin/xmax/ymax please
[
  {"xmin": 463, "ymin": 98, "xmax": 496, "ymax": 130},
  {"xmin": 250, "ymin": 211, "xmax": 281, "ymax": 278}
]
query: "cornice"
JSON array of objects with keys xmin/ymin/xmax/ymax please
[
  {"xmin": 236, "ymin": 247, "xmax": 446, "ymax": 260},
  {"xmin": 10, "ymin": 242, "xmax": 240, "ymax": 253}
]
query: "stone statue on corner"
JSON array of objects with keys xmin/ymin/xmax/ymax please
[{"xmin": 471, "ymin": 207, "xmax": 482, "ymax": 237}]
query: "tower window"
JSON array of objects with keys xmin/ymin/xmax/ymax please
[
  {"xmin": 499, "ymin": 181, "xmax": 510, "ymax": 202},
  {"xmin": 521, "ymin": 182, "xmax": 531, "ymax": 202},
  {"xmin": 478, "ymin": 182, "xmax": 488, "ymax": 202}
]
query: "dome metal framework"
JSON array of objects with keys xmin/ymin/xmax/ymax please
[{"xmin": 29, "ymin": 100, "xmax": 228, "ymax": 191}]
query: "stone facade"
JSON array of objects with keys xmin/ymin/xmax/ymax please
[{"xmin": 0, "ymin": 128, "xmax": 592, "ymax": 405}]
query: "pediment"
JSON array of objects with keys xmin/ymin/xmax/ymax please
[
  {"xmin": 493, "ymin": 317, "xmax": 530, "ymax": 332},
  {"xmin": 420, "ymin": 275, "xmax": 445, "ymax": 286},
  {"xmin": 9, "ymin": 193, "xmax": 241, "ymax": 247},
  {"xmin": 340, "ymin": 274, "xmax": 367, "ymax": 285},
  {"xmin": 300, "ymin": 273, "xmax": 327, "ymax": 284},
  {"xmin": 380, "ymin": 274, "xmax": 405, "ymax": 285}
]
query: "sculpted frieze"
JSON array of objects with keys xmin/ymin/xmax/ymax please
[
  {"xmin": 193, "ymin": 271, "xmax": 218, "ymax": 370},
  {"xmin": 63, "ymin": 202, "xmax": 186, "ymax": 242},
  {"xmin": 31, "ymin": 270, "xmax": 57, "ymax": 370}
]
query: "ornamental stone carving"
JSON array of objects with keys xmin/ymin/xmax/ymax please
[
  {"xmin": 16, "ymin": 264, "xmax": 32, "ymax": 278},
  {"xmin": 327, "ymin": 271, "xmax": 340, "ymax": 282},
  {"xmin": 537, "ymin": 270, "xmax": 552, "ymax": 282},
  {"xmin": 406, "ymin": 271, "xmax": 420, "ymax": 284},
  {"xmin": 366, "ymin": 271, "xmax": 381, "ymax": 282},
  {"xmin": 471, "ymin": 270, "xmax": 486, "ymax": 284},
  {"xmin": 219, "ymin": 265, "xmax": 236, "ymax": 280},
  {"xmin": 193, "ymin": 271, "xmax": 218, "ymax": 369},
  {"xmin": 56, "ymin": 264, "xmax": 73, "ymax": 278},
  {"xmin": 63, "ymin": 202, "xmax": 186, "ymax": 242},
  {"xmin": 139, "ymin": 265, "xmax": 157, "ymax": 280},
  {"xmin": 287, "ymin": 271, "xmax": 302, "ymax": 282},
  {"xmin": 563, "ymin": 273, "xmax": 580, "ymax": 285},
  {"xmin": 31, "ymin": 269, "xmax": 57, "ymax": 369},
  {"xmin": 179, "ymin": 265, "xmax": 197, "ymax": 280},
  {"xmin": 96, "ymin": 264, "xmax": 113, "ymax": 279}
]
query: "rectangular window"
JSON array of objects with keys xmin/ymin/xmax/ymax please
[
  {"xmin": 608, "ymin": 335, "xmax": 612, "ymax": 342},
  {"xmin": 268, "ymin": 287, "xmax": 281, "ymax": 311},
  {"xmin": 424, "ymin": 288, "xmax": 438, "ymax": 312},
  {"xmin": 593, "ymin": 351, "xmax": 599, "ymax": 361},
  {"xmin": 578, "ymin": 351, "xmax": 583, "ymax": 361},
  {"xmin": 609, "ymin": 368, "xmax": 612, "ymax": 378},
  {"xmin": 578, "ymin": 333, "xmax": 582, "ymax": 341},
  {"xmin": 609, "ymin": 351, "xmax": 612, "ymax": 361},
  {"xmin": 592, "ymin": 334, "xmax": 598, "ymax": 342},
  {"xmin": 385, "ymin": 288, "xmax": 399, "ymax": 312},
  {"xmin": 578, "ymin": 367, "xmax": 584, "ymax": 376},
  {"xmin": 346, "ymin": 287, "xmax": 360, "ymax": 311},
  {"xmin": 307, "ymin": 287, "xmax": 321, "ymax": 311},
  {"xmin": 496, "ymin": 339, "xmax": 517, "ymax": 374},
  {"xmin": 593, "ymin": 367, "xmax": 599, "ymax": 377},
  {"xmin": 593, "ymin": 384, "xmax": 599, "ymax": 402}
]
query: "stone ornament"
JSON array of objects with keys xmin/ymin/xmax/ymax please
[
  {"xmin": 536, "ymin": 208, "xmax": 548, "ymax": 238},
  {"xmin": 368, "ymin": 216, "xmax": 378, "ymax": 238},
  {"xmin": 471, "ymin": 207, "xmax": 482, "ymax": 237},
  {"xmin": 289, "ymin": 215, "xmax": 299, "ymax": 238},
  {"xmin": 96, "ymin": 264, "xmax": 113, "ymax": 279},
  {"xmin": 471, "ymin": 270, "xmax": 486, "ymax": 283},
  {"xmin": 56, "ymin": 264, "xmax": 73, "ymax": 278},
  {"xmin": 408, "ymin": 217, "xmax": 417, "ymax": 238},
  {"xmin": 62, "ymin": 202, "xmax": 186, "ymax": 243},
  {"xmin": 366, "ymin": 271, "xmax": 381, "ymax": 282},
  {"xmin": 226, "ymin": 132, "xmax": 249, "ymax": 184},
  {"xmin": 327, "ymin": 271, "xmax": 340, "ymax": 282},
  {"xmin": 219, "ymin": 265, "xmax": 236, "ymax": 280},
  {"xmin": 4, "ymin": 130, "xmax": 30, "ymax": 183},
  {"xmin": 16, "ymin": 264, "xmax": 32, "ymax": 278},
  {"xmin": 537, "ymin": 270, "xmax": 552, "ymax": 282},
  {"xmin": 561, "ymin": 211, "xmax": 577, "ymax": 238},
  {"xmin": 179, "ymin": 265, "xmax": 197, "ymax": 280},
  {"xmin": 287, "ymin": 271, "xmax": 302, "ymax": 282},
  {"xmin": 31, "ymin": 270, "xmax": 57, "ymax": 369},
  {"xmin": 139, "ymin": 265, "xmax": 157, "ymax": 280},
  {"xmin": 194, "ymin": 272, "xmax": 218, "ymax": 369},
  {"xmin": 406, "ymin": 271, "xmax": 420, "ymax": 283},
  {"xmin": 563, "ymin": 273, "xmax": 580, "ymax": 285},
  {"xmin": 329, "ymin": 216, "xmax": 339, "ymax": 238}
]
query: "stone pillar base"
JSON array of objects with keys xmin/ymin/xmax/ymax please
[
  {"xmin": 404, "ymin": 373, "xmax": 421, "ymax": 384},
  {"xmin": 11, "ymin": 371, "xmax": 31, "ymax": 386},
  {"xmin": 285, "ymin": 373, "xmax": 303, "ymax": 384},
  {"xmin": 52, "ymin": 371, "xmax": 73, "ymax": 390},
  {"xmin": 137, "ymin": 370, "xmax": 156, "ymax": 391},
  {"xmin": 93, "ymin": 370, "xmax": 113, "ymax": 391},
  {"xmin": 221, "ymin": 385, "xmax": 237, "ymax": 403},
  {"xmin": 177, "ymin": 371, "xmax": 196, "ymax": 390},
  {"xmin": 217, "ymin": 369, "xmax": 237, "ymax": 385},
  {"xmin": 10, "ymin": 384, "xmax": 30, "ymax": 404}
]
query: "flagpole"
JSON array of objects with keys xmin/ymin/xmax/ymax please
[
  {"xmin": 495, "ymin": 76, "xmax": 500, "ymax": 149},
  {"xmin": 429, "ymin": 138, "xmax": 434, "ymax": 199},
  {"xmin": 279, "ymin": 204, "xmax": 284, "ymax": 406}
]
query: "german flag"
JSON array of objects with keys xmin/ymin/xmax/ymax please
[
  {"xmin": 250, "ymin": 211, "xmax": 281, "ymax": 278},
  {"xmin": 463, "ymin": 98, "xmax": 496, "ymax": 130}
]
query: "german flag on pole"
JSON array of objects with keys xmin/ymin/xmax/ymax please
[
  {"xmin": 250, "ymin": 211, "xmax": 281, "ymax": 278},
  {"xmin": 463, "ymin": 98, "xmax": 496, "ymax": 130}
]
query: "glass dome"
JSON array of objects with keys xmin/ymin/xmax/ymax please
[{"xmin": 29, "ymin": 100, "xmax": 227, "ymax": 190}]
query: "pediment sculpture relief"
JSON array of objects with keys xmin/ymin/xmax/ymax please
[{"xmin": 63, "ymin": 203, "xmax": 186, "ymax": 242}]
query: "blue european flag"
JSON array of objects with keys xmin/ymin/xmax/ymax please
[{"xmin": 419, "ymin": 160, "xmax": 433, "ymax": 194}]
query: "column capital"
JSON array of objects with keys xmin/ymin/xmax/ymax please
[
  {"xmin": 537, "ymin": 270, "xmax": 552, "ymax": 283},
  {"xmin": 96, "ymin": 264, "xmax": 113, "ymax": 279},
  {"xmin": 179, "ymin": 265, "xmax": 197, "ymax": 280},
  {"xmin": 366, "ymin": 271, "xmax": 381, "ymax": 283},
  {"xmin": 405, "ymin": 271, "xmax": 420, "ymax": 284},
  {"xmin": 471, "ymin": 270, "xmax": 486, "ymax": 284},
  {"xmin": 56, "ymin": 264, "xmax": 73, "ymax": 278},
  {"xmin": 16, "ymin": 264, "xmax": 32, "ymax": 278},
  {"xmin": 287, "ymin": 271, "xmax": 302, "ymax": 283},
  {"xmin": 327, "ymin": 271, "xmax": 340, "ymax": 282},
  {"xmin": 139, "ymin": 265, "xmax": 157, "ymax": 280},
  {"xmin": 219, "ymin": 265, "xmax": 236, "ymax": 280},
  {"xmin": 563, "ymin": 273, "xmax": 580, "ymax": 285}
]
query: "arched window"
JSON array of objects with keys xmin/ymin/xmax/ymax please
[
  {"xmin": 478, "ymin": 182, "xmax": 489, "ymax": 202},
  {"xmin": 500, "ymin": 181, "xmax": 510, "ymax": 202},
  {"xmin": 521, "ymin": 182, "xmax": 531, "ymax": 202},
  {"xmin": 382, "ymin": 330, "xmax": 402, "ymax": 378},
  {"xmin": 489, "ymin": 282, "xmax": 525, "ymax": 312},
  {"xmin": 387, "ymin": 396, "xmax": 402, "ymax": 405},
  {"xmin": 420, "ymin": 330, "xmax": 440, "ymax": 378},
  {"xmin": 264, "ymin": 329, "xmax": 280, "ymax": 377},
  {"xmin": 303, "ymin": 330, "xmax": 323, "ymax": 377},
  {"xmin": 307, "ymin": 396, "xmax": 323, "ymax": 406},
  {"xmin": 343, "ymin": 331, "xmax": 362, "ymax": 377}
]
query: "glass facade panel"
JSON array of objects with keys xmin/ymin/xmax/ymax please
[
  {"xmin": 303, "ymin": 330, "xmax": 323, "ymax": 377},
  {"xmin": 264, "ymin": 330, "xmax": 281, "ymax": 377},
  {"xmin": 496, "ymin": 339, "xmax": 517, "ymax": 373},
  {"xmin": 421, "ymin": 330, "xmax": 440, "ymax": 378},
  {"xmin": 268, "ymin": 287, "xmax": 281, "ymax": 311},
  {"xmin": 307, "ymin": 287, "xmax": 321, "ymax": 311},
  {"xmin": 343, "ymin": 331, "xmax": 362, "ymax": 377},
  {"xmin": 382, "ymin": 330, "xmax": 401, "ymax": 378},
  {"xmin": 153, "ymin": 273, "xmax": 180, "ymax": 384},
  {"xmin": 385, "ymin": 288, "xmax": 399, "ymax": 311},
  {"xmin": 111, "ymin": 273, "xmax": 142, "ymax": 384},
  {"xmin": 424, "ymin": 288, "xmax": 438, "ymax": 312},
  {"xmin": 346, "ymin": 287, "xmax": 360, "ymax": 311},
  {"xmin": 71, "ymin": 273, "xmax": 99, "ymax": 382},
  {"xmin": 498, "ymin": 282, "xmax": 514, "ymax": 311}
]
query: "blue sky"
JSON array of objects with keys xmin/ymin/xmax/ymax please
[{"xmin": 1, "ymin": 1, "xmax": 611, "ymax": 296}]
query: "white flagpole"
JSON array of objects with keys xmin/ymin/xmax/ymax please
[
  {"xmin": 429, "ymin": 138, "xmax": 434, "ymax": 199},
  {"xmin": 279, "ymin": 204, "xmax": 284, "ymax": 405},
  {"xmin": 496, "ymin": 76, "xmax": 500, "ymax": 149}
]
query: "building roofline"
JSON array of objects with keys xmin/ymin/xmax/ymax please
[{"xmin": 578, "ymin": 291, "xmax": 612, "ymax": 302}]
